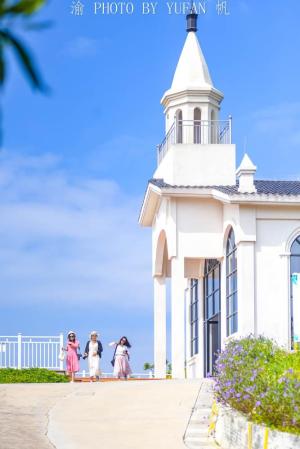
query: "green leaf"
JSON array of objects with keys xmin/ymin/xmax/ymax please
[
  {"xmin": 0, "ymin": 28, "xmax": 44, "ymax": 90},
  {"xmin": 0, "ymin": 41, "xmax": 5, "ymax": 85},
  {"xmin": 3, "ymin": 0, "xmax": 46, "ymax": 16},
  {"xmin": 0, "ymin": 0, "xmax": 6, "ymax": 12}
]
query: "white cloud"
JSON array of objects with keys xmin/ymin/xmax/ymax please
[
  {"xmin": 0, "ymin": 151, "xmax": 152, "ymax": 308},
  {"xmin": 254, "ymin": 102, "xmax": 300, "ymax": 137},
  {"xmin": 252, "ymin": 102, "xmax": 300, "ymax": 148},
  {"xmin": 63, "ymin": 36, "xmax": 109, "ymax": 58}
]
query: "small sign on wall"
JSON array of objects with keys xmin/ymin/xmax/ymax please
[{"xmin": 292, "ymin": 273, "xmax": 300, "ymax": 350}]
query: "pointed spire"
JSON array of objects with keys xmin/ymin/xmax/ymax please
[
  {"xmin": 237, "ymin": 153, "xmax": 257, "ymax": 173},
  {"xmin": 170, "ymin": 31, "xmax": 213, "ymax": 91},
  {"xmin": 236, "ymin": 154, "xmax": 257, "ymax": 193},
  {"xmin": 161, "ymin": 12, "xmax": 223, "ymax": 109},
  {"xmin": 168, "ymin": 10, "xmax": 216, "ymax": 92}
]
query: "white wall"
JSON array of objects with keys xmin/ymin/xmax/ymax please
[
  {"xmin": 176, "ymin": 198, "xmax": 224, "ymax": 258},
  {"xmin": 255, "ymin": 215, "xmax": 300, "ymax": 347},
  {"xmin": 154, "ymin": 144, "xmax": 236, "ymax": 186},
  {"xmin": 152, "ymin": 194, "xmax": 300, "ymax": 378}
]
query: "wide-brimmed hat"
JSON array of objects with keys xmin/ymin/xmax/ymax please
[
  {"xmin": 67, "ymin": 330, "xmax": 76, "ymax": 337},
  {"xmin": 90, "ymin": 330, "xmax": 98, "ymax": 337}
]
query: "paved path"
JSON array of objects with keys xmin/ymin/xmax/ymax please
[
  {"xmin": 0, "ymin": 379, "xmax": 214, "ymax": 449},
  {"xmin": 48, "ymin": 380, "xmax": 201, "ymax": 449},
  {"xmin": 0, "ymin": 383, "xmax": 73, "ymax": 449}
]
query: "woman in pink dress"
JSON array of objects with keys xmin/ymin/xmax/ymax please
[
  {"xmin": 109, "ymin": 336, "xmax": 132, "ymax": 380},
  {"xmin": 63, "ymin": 331, "xmax": 80, "ymax": 382}
]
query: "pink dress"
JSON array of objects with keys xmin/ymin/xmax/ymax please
[
  {"xmin": 113, "ymin": 344, "xmax": 132, "ymax": 378},
  {"xmin": 66, "ymin": 340, "xmax": 80, "ymax": 373}
]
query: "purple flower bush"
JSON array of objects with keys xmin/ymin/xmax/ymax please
[{"xmin": 214, "ymin": 336, "xmax": 300, "ymax": 435}]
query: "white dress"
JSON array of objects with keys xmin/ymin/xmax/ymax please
[
  {"xmin": 88, "ymin": 341, "xmax": 101, "ymax": 377},
  {"xmin": 110, "ymin": 343, "xmax": 132, "ymax": 378}
]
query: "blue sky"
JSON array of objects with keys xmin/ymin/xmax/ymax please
[{"xmin": 1, "ymin": 0, "xmax": 300, "ymax": 371}]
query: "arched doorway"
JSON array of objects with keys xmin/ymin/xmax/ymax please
[
  {"xmin": 210, "ymin": 110, "xmax": 216, "ymax": 143},
  {"xmin": 203, "ymin": 259, "xmax": 221, "ymax": 376},
  {"xmin": 290, "ymin": 235, "xmax": 300, "ymax": 350}
]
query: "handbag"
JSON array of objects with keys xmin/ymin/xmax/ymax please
[
  {"xmin": 110, "ymin": 345, "xmax": 117, "ymax": 367},
  {"xmin": 77, "ymin": 345, "xmax": 82, "ymax": 361},
  {"xmin": 58, "ymin": 349, "xmax": 65, "ymax": 362}
]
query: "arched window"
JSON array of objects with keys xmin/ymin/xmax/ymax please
[
  {"xmin": 211, "ymin": 110, "xmax": 216, "ymax": 144},
  {"xmin": 290, "ymin": 236, "xmax": 300, "ymax": 349},
  {"xmin": 194, "ymin": 108, "xmax": 201, "ymax": 144},
  {"xmin": 226, "ymin": 228, "xmax": 238, "ymax": 335},
  {"xmin": 291, "ymin": 236, "xmax": 300, "ymax": 260},
  {"xmin": 176, "ymin": 109, "xmax": 183, "ymax": 144}
]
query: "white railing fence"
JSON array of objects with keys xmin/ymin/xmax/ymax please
[
  {"xmin": 0, "ymin": 334, "xmax": 154, "ymax": 378},
  {"xmin": 78, "ymin": 370, "xmax": 154, "ymax": 379},
  {"xmin": 157, "ymin": 117, "xmax": 232, "ymax": 164},
  {"xmin": 0, "ymin": 334, "xmax": 64, "ymax": 370}
]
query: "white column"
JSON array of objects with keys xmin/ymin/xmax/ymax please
[
  {"xmin": 185, "ymin": 284, "xmax": 191, "ymax": 378},
  {"xmin": 171, "ymin": 257, "xmax": 186, "ymax": 379},
  {"xmin": 154, "ymin": 276, "xmax": 167, "ymax": 378},
  {"xmin": 220, "ymin": 258, "xmax": 227, "ymax": 346},
  {"xmin": 197, "ymin": 277, "xmax": 205, "ymax": 377},
  {"xmin": 237, "ymin": 241, "xmax": 256, "ymax": 336}
]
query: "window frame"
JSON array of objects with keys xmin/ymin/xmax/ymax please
[
  {"xmin": 226, "ymin": 229, "xmax": 238, "ymax": 336},
  {"xmin": 204, "ymin": 259, "xmax": 221, "ymax": 321},
  {"xmin": 190, "ymin": 278, "xmax": 199, "ymax": 357},
  {"xmin": 290, "ymin": 236, "xmax": 300, "ymax": 349}
]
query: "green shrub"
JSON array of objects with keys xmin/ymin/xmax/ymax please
[
  {"xmin": 0, "ymin": 368, "xmax": 69, "ymax": 383},
  {"xmin": 214, "ymin": 336, "xmax": 300, "ymax": 435}
]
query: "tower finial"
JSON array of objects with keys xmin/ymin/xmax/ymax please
[{"xmin": 186, "ymin": 7, "xmax": 198, "ymax": 33}]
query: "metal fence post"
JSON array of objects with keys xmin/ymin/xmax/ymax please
[
  {"xmin": 17, "ymin": 333, "xmax": 22, "ymax": 369},
  {"xmin": 229, "ymin": 115, "xmax": 232, "ymax": 144},
  {"xmin": 174, "ymin": 114, "xmax": 177, "ymax": 144},
  {"xmin": 59, "ymin": 333, "xmax": 64, "ymax": 371}
]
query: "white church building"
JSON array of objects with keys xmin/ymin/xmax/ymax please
[{"xmin": 139, "ymin": 11, "xmax": 300, "ymax": 379}]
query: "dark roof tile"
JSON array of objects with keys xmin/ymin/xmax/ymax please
[{"xmin": 149, "ymin": 179, "xmax": 300, "ymax": 196}]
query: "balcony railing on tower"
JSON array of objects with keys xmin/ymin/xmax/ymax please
[{"xmin": 157, "ymin": 117, "xmax": 232, "ymax": 164}]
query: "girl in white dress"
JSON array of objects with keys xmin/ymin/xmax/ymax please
[
  {"xmin": 109, "ymin": 336, "xmax": 132, "ymax": 379},
  {"xmin": 83, "ymin": 331, "xmax": 103, "ymax": 382}
]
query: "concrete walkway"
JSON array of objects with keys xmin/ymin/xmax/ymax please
[
  {"xmin": 0, "ymin": 383, "xmax": 72, "ymax": 449},
  {"xmin": 0, "ymin": 379, "xmax": 214, "ymax": 449}
]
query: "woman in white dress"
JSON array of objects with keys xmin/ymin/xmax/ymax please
[
  {"xmin": 109, "ymin": 336, "xmax": 132, "ymax": 379},
  {"xmin": 83, "ymin": 331, "xmax": 103, "ymax": 382}
]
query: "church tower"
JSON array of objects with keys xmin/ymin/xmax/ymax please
[
  {"xmin": 154, "ymin": 10, "xmax": 236, "ymax": 186},
  {"xmin": 140, "ymin": 10, "xmax": 300, "ymax": 382}
]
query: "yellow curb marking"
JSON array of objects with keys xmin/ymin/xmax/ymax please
[
  {"xmin": 208, "ymin": 400, "xmax": 219, "ymax": 435},
  {"xmin": 248, "ymin": 422, "xmax": 253, "ymax": 449},
  {"xmin": 263, "ymin": 427, "xmax": 269, "ymax": 449}
]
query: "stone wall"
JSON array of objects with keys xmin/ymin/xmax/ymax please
[{"xmin": 215, "ymin": 405, "xmax": 300, "ymax": 449}]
